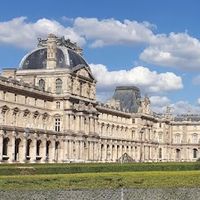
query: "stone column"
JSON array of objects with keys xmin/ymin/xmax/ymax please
[
  {"xmin": 65, "ymin": 114, "xmax": 69, "ymax": 130},
  {"xmin": 84, "ymin": 141, "xmax": 88, "ymax": 161},
  {"xmin": 0, "ymin": 131, "xmax": 3, "ymax": 162},
  {"xmin": 119, "ymin": 145, "xmax": 123, "ymax": 159},
  {"xmin": 49, "ymin": 140, "xmax": 55, "ymax": 163},
  {"xmin": 8, "ymin": 134, "xmax": 15, "ymax": 163},
  {"xmin": 79, "ymin": 140, "xmax": 84, "ymax": 160},
  {"xmin": 113, "ymin": 145, "xmax": 118, "ymax": 161},
  {"xmin": 105, "ymin": 144, "xmax": 108, "ymax": 161},
  {"xmin": 148, "ymin": 146, "xmax": 151, "ymax": 161},
  {"xmin": 19, "ymin": 135, "xmax": 27, "ymax": 163},
  {"xmin": 87, "ymin": 141, "xmax": 90, "ymax": 160},
  {"xmin": 75, "ymin": 116, "xmax": 80, "ymax": 132},
  {"xmin": 131, "ymin": 146, "xmax": 135, "ymax": 160},
  {"xmin": 98, "ymin": 143, "xmax": 101, "ymax": 161},
  {"xmin": 129, "ymin": 145, "xmax": 132, "ymax": 158},
  {"xmin": 93, "ymin": 142, "xmax": 96, "ymax": 161},
  {"xmin": 90, "ymin": 142, "xmax": 94, "ymax": 161},
  {"xmin": 41, "ymin": 139, "xmax": 47, "ymax": 163},
  {"xmin": 79, "ymin": 116, "xmax": 83, "ymax": 132},
  {"xmin": 30, "ymin": 136, "xmax": 37, "ymax": 163},
  {"xmin": 75, "ymin": 140, "xmax": 79, "ymax": 160},
  {"xmin": 92, "ymin": 118, "xmax": 95, "ymax": 133},
  {"xmin": 58, "ymin": 139, "xmax": 64, "ymax": 163},
  {"xmin": 68, "ymin": 140, "xmax": 72, "ymax": 160},
  {"xmin": 62, "ymin": 139, "xmax": 67, "ymax": 162},
  {"xmin": 70, "ymin": 115, "xmax": 74, "ymax": 131},
  {"xmin": 65, "ymin": 140, "xmax": 69, "ymax": 160},
  {"xmin": 100, "ymin": 143, "xmax": 103, "ymax": 161},
  {"xmin": 89, "ymin": 118, "xmax": 92, "ymax": 133}
]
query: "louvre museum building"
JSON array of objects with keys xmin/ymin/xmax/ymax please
[{"xmin": 0, "ymin": 34, "xmax": 199, "ymax": 163}]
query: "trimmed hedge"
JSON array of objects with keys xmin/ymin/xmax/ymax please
[{"xmin": 0, "ymin": 162, "xmax": 200, "ymax": 176}]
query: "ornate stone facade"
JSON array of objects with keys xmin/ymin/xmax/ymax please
[{"xmin": 0, "ymin": 34, "xmax": 199, "ymax": 163}]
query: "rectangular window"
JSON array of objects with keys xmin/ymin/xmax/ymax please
[
  {"xmin": 25, "ymin": 96, "xmax": 27, "ymax": 104},
  {"xmin": 3, "ymin": 91, "xmax": 6, "ymax": 100},
  {"xmin": 14, "ymin": 94, "xmax": 17, "ymax": 102},
  {"xmin": 56, "ymin": 101, "xmax": 60, "ymax": 109},
  {"xmin": 55, "ymin": 118, "xmax": 61, "ymax": 132}
]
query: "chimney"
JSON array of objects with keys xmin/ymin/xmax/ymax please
[{"xmin": 47, "ymin": 34, "xmax": 57, "ymax": 69}]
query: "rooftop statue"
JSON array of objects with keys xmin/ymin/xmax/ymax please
[{"xmin": 37, "ymin": 34, "xmax": 83, "ymax": 55}]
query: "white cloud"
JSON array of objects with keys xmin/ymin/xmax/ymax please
[
  {"xmin": 150, "ymin": 96, "xmax": 171, "ymax": 107},
  {"xmin": 1, "ymin": 17, "xmax": 200, "ymax": 71},
  {"xmin": 73, "ymin": 17, "xmax": 156, "ymax": 47},
  {"xmin": 140, "ymin": 32, "xmax": 200, "ymax": 70},
  {"xmin": 171, "ymin": 101, "xmax": 200, "ymax": 115},
  {"xmin": 0, "ymin": 17, "xmax": 85, "ymax": 49},
  {"xmin": 150, "ymin": 96, "xmax": 200, "ymax": 115},
  {"xmin": 90, "ymin": 63, "xmax": 183, "ymax": 96},
  {"xmin": 150, "ymin": 96, "xmax": 171, "ymax": 113},
  {"xmin": 74, "ymin": 18, "xmax": 200, "ymax": 70}
]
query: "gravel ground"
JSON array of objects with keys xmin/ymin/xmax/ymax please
[{"xmin": 0, "ymin": 188, "xmax": 200, "ymax": 200}]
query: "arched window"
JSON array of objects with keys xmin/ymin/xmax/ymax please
[
  {"xmin": 56, "ymin": 101, "xmax": 60, "ymax": 109},
  {"xmin": 158, "ymin": 132, "xmax": 163, "ymax": 142},
  {"xmin": 3, "ymin": 138, "xmax": 9, "ymax": 156},
  {"xmin": 55, "ymin": 141, "xmax": 60, "ymax": 161},
  {"xmin": 193, "ymin": 149, "xmax": 198, "ymax": 158},
  {"xmin": 36, "ymin": 140, "xmax": 41, "ymax": 157},
  {"xmin": 55, "ymin": 117, "xmax": 61, "ymax": 132},
  {"xmin": 26, "ymin": 139, "xmax": 31, "ymax": 159},
  {"xmin": 46, "ymin": 141, "xmax": 51, "ymax": 160},
  {"xmin": 176, "ymin": 149, "xmax": 181, "ymax": 160},
  {"xmin": 55, "ymin": 78, "xmax": 62, "ymax": 94},
  {"xmin": 159, "ymin": 148, "xmax": 162, "ymax": 159},
  {"xmin": 192, "ymin": 133, "xmax": 198, "ymax": 144},
  {"xmin": 14, "ymin": 138, "xmax": 21, "ymax": 161},
  {"xmin": 175, "ymin": 133, "xmax": 181, "ymax": 144},
  {"xmin": 39, "ymin": 79, "xmax": 45, "ymax": 91}
]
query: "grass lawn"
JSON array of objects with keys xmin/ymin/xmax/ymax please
[
  {"xmin": 1, "ymin": 170, "xmax": 200, "ymax": 190},
  {"xmin": 1, "ymin": 162, "xmax": 200, "ymax": 190}
]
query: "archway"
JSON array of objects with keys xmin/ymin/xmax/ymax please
[
  {"xmin": 46, "ymin": 140, "xmax": 51, "ymax": 161},
  {"xmin": 3, "ymin": 137, "xmax": 9, "ymax": 160},
  {"xmin": 193, "ymin": 148, "xmax": 198, "ymax": 159},
  {"xmin": 55, "ymin": 141, "xmax": 60, "ymax": 162},
  {"xmin": 176, "ymin": 148, "xmax": 181, "ymax": 160},
  {"xmin": 14, "ymin": 138, "xmax": 21, "ymax": 161},
  {"xmin": 26, "ymin": 139, "xmax": 32, "ymax": 160}
]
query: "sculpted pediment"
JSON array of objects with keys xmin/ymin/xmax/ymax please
[
  {"xmin": 77, "ymin": 68, "xmax": 91, "ymax": 79},
  {"xmin": 72, "ymin": 65, "xmax": 96, "ymax": 82}
]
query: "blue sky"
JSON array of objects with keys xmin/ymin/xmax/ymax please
[{"xmin": 1, "ymin": 0, "xmax": 200, "ymax": 114}]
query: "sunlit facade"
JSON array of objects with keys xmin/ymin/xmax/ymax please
[{"xmin": 0, "ymin": 34, "xmax": 199, "ymax": 163}]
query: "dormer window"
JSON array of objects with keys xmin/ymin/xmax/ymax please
[
  {"xmin": 39, "ymin": 79, "xmax": 45, "ymax": 91},
  {"xmin": 56, "ymin": 78, "xmax": 62, "ymax": 94},
  {"xmin": 56, "ymin": 101, "xmax": 60, "ymax": 109}
]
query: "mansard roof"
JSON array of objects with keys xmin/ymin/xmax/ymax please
[{"xmin": 19, "ymin": 34, "xmax": 89, "ymax": 70}]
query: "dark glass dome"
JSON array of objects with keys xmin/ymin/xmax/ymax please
[{"xmin": 19, "ymin": 47, "xmax": 89, "ymax": 70}]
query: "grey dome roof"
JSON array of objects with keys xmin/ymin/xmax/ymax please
[
  {"xmin": 20, "ymin": 47, "xmax": 89, "ymax": 70},
  {"xmin": 19, "ymin": 35, "xmax": 89, "ymax": 70}
]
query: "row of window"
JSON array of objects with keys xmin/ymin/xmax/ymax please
[
  {"xmin": 158, "ymin": 148, "xmax": 198, "ymax": 159},
  {"xmin": 39, "ymin": 78, "xmax": 62, "ymax": 94},
  {"xmin": 3, "ymin": 138, "xmax": 60, "ymax": 161},
  {"xmin": 174, "ymin": 133, "xmax": 199, "ymax": 144}
]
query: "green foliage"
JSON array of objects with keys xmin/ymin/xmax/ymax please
[
  {"xmin": 0, "ymin": 162, "xmax": 200, "ymax": 176},
  {"xmin": 1, "ymin": 171, "xmax": 200, "ymax": 190}
]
